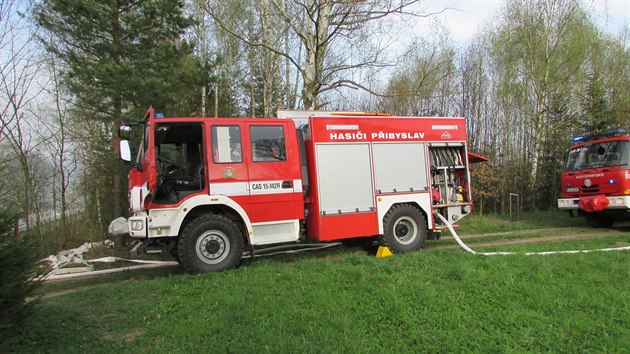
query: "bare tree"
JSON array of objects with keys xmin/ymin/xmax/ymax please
[
  {"xmin": 206, "ymin": 0, "xmax": 428, "ymax": 110},
  {"xmin": 33, "ymin": 54, "xmax": 79, "ymax": 247},
  {"xmin": 489, "ymin": 0, "xmax": 594, "ymax": 208},
  {"xmin": 378, "ymin": 22, "xmax": 458, "ymax": 116},
  {"xmin": 0, "ymin": 0, "xmax": 48, "ymax": 235}
]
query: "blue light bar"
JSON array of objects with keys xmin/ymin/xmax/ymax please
[
  {"xmin": 603, "ymin": 128, "xmax": 626, "ymax": 136},
  {"xmin": 571, "ymin": 133, "xmax": 590, "ymax": 142},
  {"xmin": 571, "ymin": 128, "xmax": 627, "ymax": 143},
  {"xmin": 155, "ymin": 112, "xmax": 165, "ymax": 118}
]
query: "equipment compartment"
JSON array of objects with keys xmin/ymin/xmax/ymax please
[{"xmin": 429, "ymin": 144, "xmax": 469, "ymax": 205}]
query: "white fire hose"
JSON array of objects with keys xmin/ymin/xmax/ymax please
[{"xmin": 435, "ymin": 213, "xmax": 630, "ymax": 256}]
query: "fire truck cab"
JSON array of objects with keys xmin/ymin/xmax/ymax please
[
  {"xmin": 557, "ymin": 128, "xmax": 630, "ymax": 227},
  {"xmin": 119, "ymin": 108, "xmax": 476, "ymax": 272}
]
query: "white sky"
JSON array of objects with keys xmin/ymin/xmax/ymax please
[{"xmin": 417, "ymin": 0, "xmax": 630, "ymax": 44}]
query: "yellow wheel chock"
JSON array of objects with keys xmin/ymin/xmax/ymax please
[{"xmin": 376, "ymin": 246, "xmax": 393, "ymax": 258}]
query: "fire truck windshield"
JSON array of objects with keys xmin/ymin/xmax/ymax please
[{"xmin": 565, "ymin": 140, "xmax": 629, "ymax": 171}]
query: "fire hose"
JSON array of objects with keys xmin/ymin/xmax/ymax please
[{"xmin": 435, "ymin": 213, "xmax": 630, "ymax": 256}]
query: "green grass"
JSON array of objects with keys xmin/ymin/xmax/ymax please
[
  {"xmin": 4, "ymin": 211, "xmax": 629, "ymax": 353},
  {"xmin": 456, "ymin": 210, "xmax": 588, "ymax": 235},
  {"xmin": 6, "ymin": 250, "xmax": 630, "ymax": 353}
]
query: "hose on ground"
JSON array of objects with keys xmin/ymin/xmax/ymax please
[{"xmin": 435, "ymin": 213, "xmax": 630, "ymax": 256}]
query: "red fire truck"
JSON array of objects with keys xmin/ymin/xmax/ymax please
[
  {"xmin": 119, "ymin": 108, "xmax": 479, "ymax": 272},
  {"xmin": 557, "ymin": 128, "xmax": 630, "ymax": 227}
]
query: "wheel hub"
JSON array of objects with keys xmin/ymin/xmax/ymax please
[
  {"xmin": 393, "ymin": 216, "xmax": 417, "ymax": 244},
  {"xmin": 196, "ymin": 232, "xmax": 229, "ymax": 264},
  {"xmin": 205, "ymin": 240, "xmax": 221, "ymax": 254},
  {"xmin": 395, "ymin": 224, "xmax": 410, "ymax": 237}
]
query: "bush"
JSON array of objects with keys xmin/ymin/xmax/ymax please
[{"xmin": 0, "ymin": 209, "xmax": 42, "ymax": 339}]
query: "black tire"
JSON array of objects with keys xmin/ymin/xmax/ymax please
[
  {"xmin": 177, "ymin": 214, "xmax": 244, "ymax": 273},
  {"xmin": 584, "ymin": 213, "xmax": 614, "ymax": 228},
  {"xmin": 169, "ymin": 244, "xmax": 181, "ymax": 263},
  {"xmin": 379, "ymin": 204, "xmax": 427, "ymax": 253}
]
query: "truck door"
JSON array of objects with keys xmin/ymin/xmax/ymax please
[
  {"xmin": 207, "ymin": 124, "xmax": 250, "ymax": 214},
  {"xmin": 245, "ymin": 121, "xmax": 304, "ymax": 223}
]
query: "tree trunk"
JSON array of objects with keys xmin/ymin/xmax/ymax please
[{"xmin": 111, "ymin": 0, "xmax": 123, "ymax": 231}]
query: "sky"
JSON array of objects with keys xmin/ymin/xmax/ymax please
[{"xmin": 416, "ymin": 0, "xmax": 630, "ymax": 44}]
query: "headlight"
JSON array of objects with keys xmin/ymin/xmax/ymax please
[
  {"xmin": 130, "ymin": 220, "xmax": 144, "ymax": 231},
  {"xmin": 559, "ymin": 200, "xmax": 566, "ymax": 207},
  {"xmin": 615, "ymin": 198, "xmax": 625, "ymax": 206}
]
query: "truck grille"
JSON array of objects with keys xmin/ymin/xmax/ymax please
[
  {"xmin": 581, "ymin": 185, "xmax": 600, "ymax": 194},
  {"xmin": 582, "ymin": 184, "xmax": 599, "ymax": 194}
]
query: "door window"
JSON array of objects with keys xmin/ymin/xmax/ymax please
[
  {"xmin": 211, "ymin": 126, "xmax": 242, "ymax": 163},
  {"xmin": 153, "ymin": 123, "xmax": 204, "ymax": 203},
  {"xmin": 250, "ymin": 125, "xmax": 286, "ymax": 162}
]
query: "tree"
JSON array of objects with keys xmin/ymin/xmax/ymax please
[
  {"xmin": 378, "ymin": 21, "xmax": 458, "ymax": 116},
  {"xmin": 0, "ymin": 0, "xmax": 50, "ymax": 236},
  {"xmin": 0, "ymin": 207, "xmax": 42, "ymax": 339},
  {"xmin": 34, "ymin": 54, "xmax": 79, "ymax": 248},
  {"xmin": 580, "ymin": 71, "xmax": 612, "ymax": 132},
  {"xmin": 490, "ymin": 0, "xmax": 595, "ymax": 207},
  {"xmin": 35, "ymin": 0, "xmax": 200, "ymax": 221},
  {"xmin": 207, "ymin": 0, "xmax": 426, "ymax": 110},
  {"xmin": 589, "ymin": 33, "xmax": 630, "ymax": 130}
]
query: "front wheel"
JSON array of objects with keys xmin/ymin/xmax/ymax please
[
  {"xmin": 178, "ymin": 215, "xmax": 244, "ymax": 273},
  {"xmin": 584, "ymin": 213, "xmax": 614, "ymax": 228},
  {"xmin": 379, "ymin": 204, "xmax": 427, "ymax": 253}
]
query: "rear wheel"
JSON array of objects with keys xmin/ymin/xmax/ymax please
[
  {"xmin": 178, "ymin": 214, "xmax": 244, "ymax": 273},
  {"xmin": 584, "ymin": 213, "xmax": 614, "ymax": 228},
  {"xmin": 379, "ymin": 204, "xmax": 427, "ymax": 253}
]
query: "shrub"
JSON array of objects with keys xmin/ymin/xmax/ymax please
[{"xmin": 0, "ymin": 209, "xmax": 42, "ymax": 339}]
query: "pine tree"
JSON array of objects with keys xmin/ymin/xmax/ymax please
[
  {"xmin": 0, "ymin": 207, "xmax": 41, "ymax": 338},
  {"xmin": 581, "ymin": 72, "xmax": 613, "ymax": 132},
  {"xmin": 35, "ymin": 0, "xmax": 201, "ymax": 220}
]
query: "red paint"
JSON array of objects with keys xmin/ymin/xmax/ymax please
[
  {"xmin": 308, "ymin": 116, "xmax": 467, "ymax": 143},
  {"xmin": 308, "ymin": 212, "xmax": 379, "ymax": 241}
]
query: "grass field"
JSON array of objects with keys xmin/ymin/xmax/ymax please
[{"xmin": 4, "ymin": 211, "xmax": 630, "ymax": 353}]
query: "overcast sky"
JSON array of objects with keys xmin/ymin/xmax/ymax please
[{"xmin": 416, "ymin": 0, "xmax": 630, "ymax": 44}]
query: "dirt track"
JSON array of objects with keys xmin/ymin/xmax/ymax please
[
  {"xmin": 427, "ymin": 227, "xmax": 630, "ymax": 251},
  {"xmin": 38, "ymin": 226, "xmax": 629, "ymax": 298}
]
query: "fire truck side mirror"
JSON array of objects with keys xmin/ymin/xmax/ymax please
[
  {"xmin": 119, "ymin": 125, "xmax": 132, "ymax": 139},
  {"xmin": 119, "ymin": 140, "xmax": 132, "ymax": 162}
]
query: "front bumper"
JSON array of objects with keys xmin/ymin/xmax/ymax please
[
  {"xmin": 128, "ymin": 208, "xmax": 181, "ymax": 238},
  {"xmin": 558, "ymin": 196, "xmax": 630, "ymax": 210},
  {"xmin": 128, "ymin": 214, "xmax": 148, "ymax": 238}
]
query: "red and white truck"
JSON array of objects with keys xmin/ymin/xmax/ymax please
[
  {"xmin": 119, "ymin": 108, "xmax": 480, "ymax": 272},
  {"xmin": 557, "ymin": 128, "xmax": 630, "ymax": 227}
]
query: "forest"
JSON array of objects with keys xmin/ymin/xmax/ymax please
[{"xmin": 1, "ymin": 0, "xmax": 629, "ymax": 249}]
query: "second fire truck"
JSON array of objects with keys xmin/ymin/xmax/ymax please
[
  {"xmin": 119, "ymin": 108, "xmax": 481, "ymax": 272},
  {"xmin": 558, "ymin": 128, "xmax": 630, "ymax": 227}
]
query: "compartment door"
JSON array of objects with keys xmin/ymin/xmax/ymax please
[{"xmin": 316, "ymin": 143, "xmax": 375, "ymax": 214}]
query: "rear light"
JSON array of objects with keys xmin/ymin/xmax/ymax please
[{"xmin": 143, "ymin": 194, "xmax": 152, "ymax": 210}]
